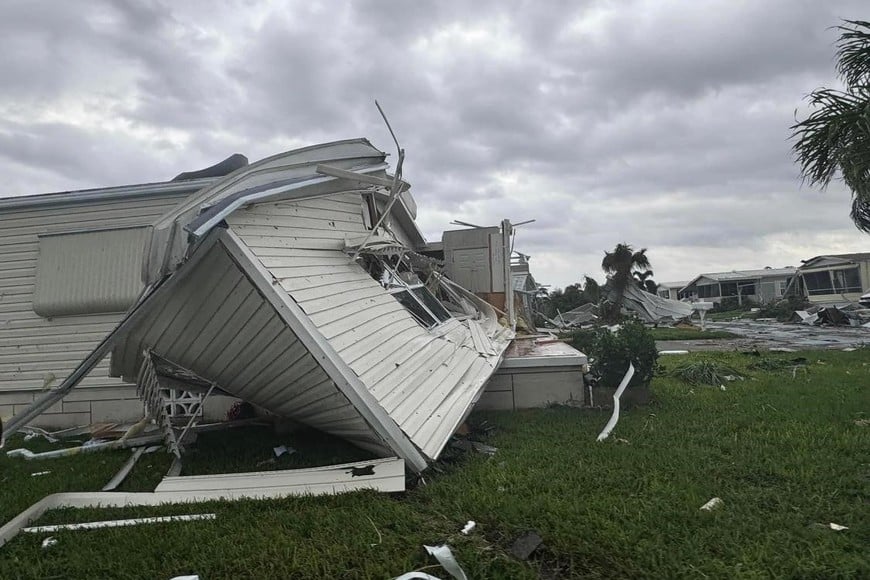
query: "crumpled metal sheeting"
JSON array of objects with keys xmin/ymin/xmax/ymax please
[{"xmin": 619, "ymin": 284, "xmax": 694, "ymax": 323}]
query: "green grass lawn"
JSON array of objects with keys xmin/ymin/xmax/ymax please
[
  {"xmin": 1, "ymin": 350, "xmax": 868, "ymax": 578},
  {"xmin": 648, "ymin": 326, "xmax": 738, "ymax": 340}
]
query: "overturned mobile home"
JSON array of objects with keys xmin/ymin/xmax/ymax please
[{"xmin": 3, "ymin": 139, "xmax": 513, "ymax": 473}]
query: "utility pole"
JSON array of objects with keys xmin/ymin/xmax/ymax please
[{"xmin": 501, "ymin": 219, "xmax": 515, "ymax": 331}]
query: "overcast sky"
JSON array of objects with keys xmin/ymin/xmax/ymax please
[{"xmin": 1, "ymin": 0, "xmax": 868, "ymax": 288}]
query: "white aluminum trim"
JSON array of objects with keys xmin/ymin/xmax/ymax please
[
  {"xmin": 498, "ymin": 355, "xmax": 588, "ymax": 369},
  {"xmin": 0, "ymin": 178, "xmax": 217, "ymax": 211},
  {"xmin": 0, "ymin": 457, "xmax": 404, "ymax": 549},
  {"xmin": 189, "ymin": 164, "xmax": 389, "ymax": 238}
]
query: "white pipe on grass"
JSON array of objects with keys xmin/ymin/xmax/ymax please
[
  {"xmin": 596, "ymin": 363, "xmax": 635, "ymax": 442},
  {"xmin": 22, "ymin": 513, "xmax": 216, "ymax": 534}
]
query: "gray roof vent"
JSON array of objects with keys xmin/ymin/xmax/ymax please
[{"xmin": 172, "ymin": 153, "xmax": 248, "ymax": 182}]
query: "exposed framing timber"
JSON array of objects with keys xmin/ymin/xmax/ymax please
[{"xmin": 218, "ymin": 228, "xmax": 429, "ymax": 473}]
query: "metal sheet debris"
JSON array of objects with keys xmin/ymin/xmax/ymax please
[
  {"xmin": 23, "ymin": 514, "xmax": 216, "ymax": 533},
  {"xmin": 154, "ymin": 457, "xmax": 405, "ymax": 497},
  {"xmin": 273, "ymin": 445, "xmax": 295, "ymax": 458},
  {"xmin": 620, "ymin": 284, "xmax": 694, "ymax": 324},
  {"xmin": 424, "ymin": 545, "xmax": 468, "ymax": 580},
  {"xmin": 1, "ymin": 458, "xmax": 404, "ymax": 549},
  {"xmin": 699, "ymin": 497, "xmax": 723, "ymax": 511},
  {"xmin": 102, "ymin": 447, "xmax": 146, "ymax": 491},
  {"xmin": 596, "ymin": 363, "xmax": 635, "ymax": 442},
  {"xmin": 509, "ymin": 530, "xmax": 543, "ymax": 560}
]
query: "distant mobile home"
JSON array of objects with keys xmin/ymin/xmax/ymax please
[
  {"xmin": 796, "ymin": 253, "xmax": 870, "ymax": 305},
  {"xmin": 679, "ymin": 267, "xmax": 796, "ymax": 305}
]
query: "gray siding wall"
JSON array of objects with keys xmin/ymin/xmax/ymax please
[{"xmin": 0, "ymin": 192, "xmax": 192, "ymax": 427}]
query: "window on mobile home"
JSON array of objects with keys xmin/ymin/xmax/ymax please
[{"xmin": 33, "ymin": 226, "xmax": 149, "ymax": 317}]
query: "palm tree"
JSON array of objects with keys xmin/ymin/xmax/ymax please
[
  {"xmin": 791, "ymin": 20, "xmax": 870, "ymax": 232},
  {"xmin": 581, "ymin": 275, "xmax": 602, "ymax": 303},
  {"xmin": 601, "ymin": 244, "xmax": 652, "ymax": 318},
  {"xmin": 632, "ymin": 269, "xmax": 656, "ymax": 292}
]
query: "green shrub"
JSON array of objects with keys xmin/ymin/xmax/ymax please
[
  {"xmin": 590, "ymin": 320, "xmax": 658, "ymax": 388},
  {"xmin": 566, "ymin": 328, "xmax": 602, "ymax": 354}
]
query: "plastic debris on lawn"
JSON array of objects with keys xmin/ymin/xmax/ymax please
[{"xmin": 699, "ymin": 497, "xmax": 723, "ymax": 511}]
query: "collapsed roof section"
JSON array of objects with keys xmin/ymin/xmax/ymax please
[
  {"xmin": 100, "ymin": 139, "xmax": 511, "ymax": 473},
  {"xmin": 619, "ymin": 284, "xmax": 694, "ymax": 323}
]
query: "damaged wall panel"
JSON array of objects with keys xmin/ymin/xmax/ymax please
[
  {"xmin": 226, "ymin": 195, "xmax": 508, "ymax": 461},
  {"xmin": 110, "ymin": 241, "xmax": 394, "ymax": 458}
]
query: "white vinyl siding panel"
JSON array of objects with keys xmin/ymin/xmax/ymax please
[
  {"xmin": 0, "ymin": 192, "xmax": 192, "ymax": 397},
  {"xmin": 110, "ymin": 242, "xmax": 390, "ymax": 456},
  {"xmin": 33, "ymin": 227, "xmax": 149, "ymax": 317},
  {"xmin": 227, "ymin": 194, "xmax": 507, "ymax": 460}
]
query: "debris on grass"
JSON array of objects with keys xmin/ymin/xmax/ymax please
[
  {"xmin": 747, "ymin": 357, "xmax": 792, "ymax": 371},
  {"xmin": 29, "ymin": 471, "xmax": 50, "ymax": 477},
  {"xmin": 41, "ymin": 537, "xmax": 57, "ymax": 549},
  {"xmin": 412, "ymin": 544, "xmax": 468, "ymax": 580},
  {"xmin": 22, "ymin": 514, "xmax": 217, "ymax": 533},
  {"xmin": 366, "ymin": 516, "xmax": 382, "ymax": 547},
  {"xmin": 671, "ymin": 360, "xmax": 743, "ymax": 387},
  {"xmin": 699, "ymin": 497, "xmax": 723, "ymax": 511},
  {"xmin": 811, "ymin": 522, "xmax": 849, "ymax": 532},
  {"xmin": 460, "ymin": 521, "xmax": 476, "ymax": 535},
  {"xmin": 510, "ymin": 530, "xmax": 544, "ymax": 560},
  {"xmin": 273, "ymin": 445, "xmax": 295, "ymax": 458},
  {"xmin": 470, "ymin": 442, "xmax": 497, "ymax": 456},
  {"xmin": 596, "ymin": 363, "xmax": 635, "ymax": 442},
  {"xmin": 102, "ymin": 447, "xmax": 146, "ymax": 492}
]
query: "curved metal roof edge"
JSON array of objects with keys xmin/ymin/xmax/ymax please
[{"xmin": 0, "ymin": 177, "xmax": 218, "ymax": 211}]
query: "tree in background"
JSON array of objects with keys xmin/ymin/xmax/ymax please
[
  {"xmin": 601, "ymin": 243, "xmax": 652, "ymax": 321},
  {"xmin": 581, "ymin": 275, "xmax": 602, "ymax": 303},
  {"xmin": 542, "ymin": 276, "xmax": 603, "ymax": 318},
  {"xmin": 632, "ymin": 269, "xmax": 658, "ymax": 294},
  {"xmin": 792, "ymin": 20, "xmax": 870, "ymax": 232}
]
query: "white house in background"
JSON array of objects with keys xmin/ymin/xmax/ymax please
[
  {"xmin": 679, "ymin": 267, "xmax": 797, "ymax": 305},
  {"xmin": 657, "ymin": 281, "xmax": 689, "ymax": 301},
  {"xmin": 796, "ymin": 253, "xmax": 870, "ymax": 305}
]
